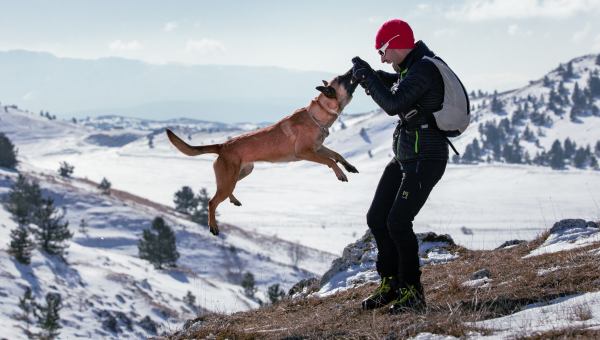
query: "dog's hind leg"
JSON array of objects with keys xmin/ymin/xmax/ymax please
[
  {"xmin": 317, "ymin": 146, "xmax": 359, "ymax": 173},
  {"xmin": 228, "ymin": 163, "xmax": 254, "ymax": 206},
  {"xmin": 209, "ymin": 156, "xmax": 241, "ymax": 236}
]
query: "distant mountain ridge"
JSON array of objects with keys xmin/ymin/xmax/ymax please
[{"xmin": 0, "ymin": 49, "xmax": 375, "ymax": 123}]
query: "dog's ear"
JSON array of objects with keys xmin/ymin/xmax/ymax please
[
  {"xmin": 322, "ymin": 80, "xmax": 328, "ymax": 86},
  {"xmin": 316, "ymin": 85, "xmax": 337, "ymax": 99}
]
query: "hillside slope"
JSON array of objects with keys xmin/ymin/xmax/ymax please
[{"xmin": 166, "ymin": 219, "xmax": 600, "ymax": 339}]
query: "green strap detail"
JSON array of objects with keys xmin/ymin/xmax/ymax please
[
  {"xmin": 399, "ymin": 68, "xmax": 408, "ymax": 80},
  {"xmin": 414, "ymin": 130, "xmax": 419, "ymax": 154}
]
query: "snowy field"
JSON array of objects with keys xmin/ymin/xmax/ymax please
[{"xmin": 2, "ymin": 105, "xmax": 599, "ymax": 255}]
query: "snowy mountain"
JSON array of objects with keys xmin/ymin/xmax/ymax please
[
  {"xmin": 1, "ymin": 52, "xmax": 600, "ymax": 338},
  {"xmin": 0, "ymin": 166, "xmax": 335, "ymax": 338}
]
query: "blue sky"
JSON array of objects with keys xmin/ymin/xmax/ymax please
[{"xmin": 1, "ymin": 0, "xmax": 600, "ymax": 92}]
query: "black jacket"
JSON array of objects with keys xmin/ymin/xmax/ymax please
[{"xmin": 364, "ymin": 41, "xmax": 449, "ymax": 162}]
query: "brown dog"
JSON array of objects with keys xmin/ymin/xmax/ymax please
[{"xmin": 166, "ymin": 68, "xmax": 359, "ymax": 235}]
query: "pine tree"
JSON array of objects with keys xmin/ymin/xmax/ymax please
[
  {"xmin": 573, "ymin": 147, "xmax": 587, "ymax": 168},
  {"xmin": 267, "ymin": 283, "xmax": 285, "ymax": 304},
  {"xmin": 183, "ymin": 291, "xmax": 196, "ymax": 307},
  {"xmin": 191, "ymin": 188, "xmax": 210, "ymax": 226},
  {"xmin": 98, "ymin": 177, "xmax": 111, "ymax": 195},
  {"xmin": 57, "ymin": 161, "xmax": 74, "ymax": 178},
  {"xmin": 0, "ymin": 132, "xmax": 18, "ymax": 169},
  {"xmin": 33, "ymin": 198, "xmax": 72, "ymax": 257},
  {"xmin": 588, "ymin": 70, "xmax": 600, "ymax": 97},
  {"xmin": 16, "ymin": 287, "xmax": 36, "ymax": 336},
  {"xmin": 563, "ymin": 138, "xmax": 577, "ymax": 159},
  {"xmin": 174, "ymin": 186, "xmax": 198, "ymax": 215},
  {"xmin": 138, "ymin": 217, "xmax": 179, "ymax": 269},
  {"xmin": 8, "ymin": 225, "xmax": 35, "ymax": 264},
  {"xmin": 241, "ymin": 272, "xmax": 256, "ymax": 297},
  {"xmin": 549, "ymin": 139, "xmax": 565, "ymax": 169},
  {"xmin": 78, "ymin": 219, "xmax": 88, "ymax": 237},
  {"xmin": 37, "ymin": 292, "xmax": 62, "ymax": 339},
  {"xmin": 571, "ymin": 82, "xmax": 586, "ymax": 114},
  {"xmin": 596, "ymin": 54, "xmax": 600, "ymax": 66},
  {"xmin": 595, "ymin": 141, "xmax": 600, "ymax": 157},
  {"xmin": 563, "ymin": 61, "xmax": 574, "ymax": 79},
  {"xmin": 490, "ymin": 91, "xmax": 504, "ymax": 113},
  {"xmin": 147, "ymin": 135, "xmax": 154, "ymax": 149},
  {"xmin": 542, "ymin": 75, "xmax": 552, "ymax": 87},
  {"xmin": 6, "ymin": 175, "xmax": 43, "ymax": 226}
]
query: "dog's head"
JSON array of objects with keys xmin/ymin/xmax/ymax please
[{"xmin": 315, "ymin": 67, "xmax": 359, "ymax": 112}]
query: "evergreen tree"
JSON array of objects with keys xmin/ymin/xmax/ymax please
[
  {"xmin": 597, "ymin": 54, "xmax": 600, "ymax": 65},
  {"xmin": 490, "ymin": 90, "xmax": 504, "ymax": 113},
  {"xmin": 563, "ymin": 138, "xmax": 577, "ymax": 159},
  {"xmin": 16, "ymin": 287, "xmax": 36, "ymax": 336},
  {"xmin": 6, "ymin": 175, "xmax": 43, "ymax": 226},
  {"xmin": 138, "ymin": 217, "xmax": 179, "ymax": 269},
  {"xmin": 595, "ymin": 141, "xmax": 600, "ymax": 157},
  {"xmin": 267, "ymin": 283, "xmax": 286, "ymax": 304},
  {"xmin": 183, "ymin": 290, "xmax": 196, "ymax": 307},
  {"xmin": 461, "ymin": 139, "xmax": 481, "ymax": 163},
  {"xmin": 78, "ymin": 219, "xmax": 88, "ymax": 237},
  {"xmin": 571, "ymin": 82, "xmax": 587, "ymax": 113},
  {"xmin": 590, "ymin": 155, "xmax": 599, "ymax": 170},
  {"xmin": 57, "ymin": 161, "xmax": 74, "ymax": 178},
  {"xmin": 33, "ymin": 198, "xmax": 72, "ymax": 257},
  {"xmin": 174, "ymin": 186, "xmax": 198, "ymax": 215},
  {"xmin": 37, "ymin": 292, "xmax": 62, "ymax": 339},
  {"xmin": 557, "ymin": 81, "xmax": 569, "ymax": 102},
  {"xmin": 522, "ymin": 125, "xmax": 536, "ymax": 142},
  {"xmin": 147, "ymin": 135, "xmax": 154, "ymax": 149},
  {"xmin": 549, "ymin": 140, "xmax": 565, "ymax": 169},
  {"xmin": 573, "ymin": 147, "xmax": 587, "ymax": 168},
  {"xmin": 191, "ymin": 188, "xmax": 210, "ymax": 226},
  {"xmin": 588, "ymin": 70, "xmax": 600, "ymax": 97},
  {"xmin": 241, "ymin": 272, "xmax": 256, "ymax": 297},
  {"xmin": 8, "ymin": 225, "xmax": 35, "ymax": 264},
  {"xmin": 563, "ymin": 61, "xmax": 574, "ymax": 79},
  {"xmin": 542, "ymin": 75, "xmax": 552, "ymax": 87},
  {"xmin": 98, "ymin": 177, "xmax": 111, "ymax": 195},
  {"xmin": 0, "ymin": 132, "xmax": 18, "ymax": 169}
]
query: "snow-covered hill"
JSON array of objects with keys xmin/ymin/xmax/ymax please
[
  {"xmin": 0, "ymin": 167, "xmax": 334, "ymax": 338},
  {"xmin": 3, "ymin": 51, "xmax": 600, "ymax": 253}
]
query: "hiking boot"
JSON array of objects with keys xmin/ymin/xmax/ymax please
[
  {"xmin": 388, "ymin": 284, "xmax": 426, "ymax": 314},
  {"xmin": 361, "ymin": 276, "xmax": 399, "ymax": 310}
]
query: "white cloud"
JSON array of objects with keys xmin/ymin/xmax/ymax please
[
  {"xmin": 185, "ymin": 39, "xmax": 226, "ymax": 55},
  {"xmin": 507, "ymin": 24, "xmax": 533, "ymax": 37},
  {"xmin": 446, "ymin": 0, "xmax": 600, "ymax": 21},
  {"xmin": 164, "ymin": 21, "xmax": 178, "ymax": 32},
  {"xmin": 572, "ymin": 24, "xmax": 591, "ymax": 43},
  {"xmin": 416, "ymin": 3, "xmax": 431, "ymax": 11},
  {"xmin": 108, "ymin": 40, "xmax": 142, "ymax": 51},
  {"xmin": 433, "ymin": 28, "xmax": 457, "ymax": 38}
]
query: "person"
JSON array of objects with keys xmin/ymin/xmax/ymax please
[{"xmin": 351, "ymin": 19, "xmax": 468, "ymax": 314}]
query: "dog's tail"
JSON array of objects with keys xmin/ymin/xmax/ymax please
[{"xmin": 165, "ymin": 128, "xmax": 221, "ymax": 156}]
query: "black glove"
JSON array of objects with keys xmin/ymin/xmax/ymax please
[{"xmin": 351, "ymin": 57, "xmax": 376, "ymax": 87}]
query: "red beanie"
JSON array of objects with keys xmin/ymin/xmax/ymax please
[{"xmin": 375, "ymin": 19, "xmax": 415, "ymax": 50}]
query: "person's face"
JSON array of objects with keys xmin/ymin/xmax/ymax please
[{"xmin": 380, "ymin": 48, "xmax": 412, "ymax": 72}]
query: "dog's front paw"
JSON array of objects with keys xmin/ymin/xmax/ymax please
[
  {"xmin": 209, "ymin": 225, "xmax": 220, "ymax": 236},
  {"xmin": 336, "ymin": 172, "xmax": 348, "ymax": 182},
  {"xmin": 344, "ymin": 163, "xmax": 359, "ymax": 173}
]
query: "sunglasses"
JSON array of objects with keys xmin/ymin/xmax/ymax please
[{"xmin": 377, "ymin": 34, "xmax": 401, "ymax": 56}]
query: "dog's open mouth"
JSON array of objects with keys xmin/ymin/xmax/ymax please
[{"xmin": 340, "ymin": 68, "xmax": 359, "ymax": 96}]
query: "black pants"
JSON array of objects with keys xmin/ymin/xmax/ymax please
[{"xmin": 366, "ymin": 158, "xmax": 447, "ymax": 287}]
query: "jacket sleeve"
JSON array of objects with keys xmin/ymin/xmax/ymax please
[
  {"xmin": 375, "ymin": 70, "xmax": 398, "ymax": 89},
  {"xmin": 365, "ymin": 61, "xmax": 436, "ymax": 118}
]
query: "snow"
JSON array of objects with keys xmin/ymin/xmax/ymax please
[
  {"xmin": 474, "ymin": 291, "xmax": 600, "ymax": 338},
  {"xmin": 0, "ymin": 167, "xmax": 332, "ymax": 338},
  {"xmin": 526, "ymin": 222, "xmax": 600, "ymax": 258}
]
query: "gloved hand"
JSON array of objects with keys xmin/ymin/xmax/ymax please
[{"xmin": 351, "ymin": 56, "xmax": 376, "ymax": 84}]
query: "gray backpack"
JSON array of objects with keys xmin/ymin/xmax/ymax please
[{"xmin": 422, "ymin": 56, "xmax": 470, "ymax": 138}]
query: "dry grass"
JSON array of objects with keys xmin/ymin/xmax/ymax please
[{"xmin": 156, "ymin": 237, "xmax": 600, "ymax": 339}]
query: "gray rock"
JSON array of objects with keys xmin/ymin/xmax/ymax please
[
  {"xmin": 550, "ymin": 219, "xmax": 599, "ymax": 234},
  {"xmin": 471, "ymin": 268, "xmax": 491, "ymax": 280},
  {"xmin": 496, "ymin": 239, "xmax": 526, "ymax": 249},
  {"xmin": 288, "ymin": 277, "xmax": 319, "ymax": 297}
]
